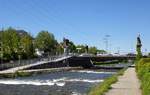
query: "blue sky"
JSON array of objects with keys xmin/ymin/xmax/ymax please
[{"xmin": 0, "ymin": 0, "xmax": 150, "ymax": 53}]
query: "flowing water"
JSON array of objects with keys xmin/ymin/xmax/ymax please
[{"xmin": 0, "ymin": 69, "xmax": 117, "ymax": 95}]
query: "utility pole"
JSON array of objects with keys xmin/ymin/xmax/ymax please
[
  {"xmin": 117, "ymin": 47, "xmax": 120, "ymax": 54},
  {"xmin": 104, "ymin": 35, "xmax": 110, "ymax": 54},
  {"xmin": 144, "ymin": 49, "xmax": 147, "ymax": 56}
]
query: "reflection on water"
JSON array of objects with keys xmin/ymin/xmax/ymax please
[{"xmin": 0, "ymin": 70, "xmax": 116, "ymax": 95}]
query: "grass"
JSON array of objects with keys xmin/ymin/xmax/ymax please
[
  {"xmin": 93, "ymin": 60, "xmax": 129, "ymax": 66},
  {"xmin": 136, "ymin": 58, "xmax": 150, "ymax": 95},
  {"xmin": 93, "ymin": 60, "xmax": 119, "ymax": 65},
  {"xmin": 88, "ymin": 68, "xmax": 126, "ymax": 95}
]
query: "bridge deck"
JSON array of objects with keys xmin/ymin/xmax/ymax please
[{"xmin": 0, "ymin": 56, "xmax": 72, "ymax": 74}]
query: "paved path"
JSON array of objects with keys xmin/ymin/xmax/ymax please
[{"xmin": 105, "ymin": 67, "xmax": 141, "ymax": 95}]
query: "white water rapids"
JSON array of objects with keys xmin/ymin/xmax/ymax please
[
  {"xmin": 0, "ymin": 70, "xmax": 115, "ymax": 95},
  {"xmin": 0, "ymin": 78, "xmax": 104, "ymax": 86}
]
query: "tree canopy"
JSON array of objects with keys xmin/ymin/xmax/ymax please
[
  {"xmin": 34, "ymin": 31, "xmax": 57, "ymax": 54},
  {"xmin": 136, "ymin": 36, "xmax": 142, "ymax": 61},
  {"xmin": 0, "ymin": 27, "xmax": 106, "ymax": 61},
  {"xmin": 1, "ymin": 28, "xmax": 34, "ymax": 60}
]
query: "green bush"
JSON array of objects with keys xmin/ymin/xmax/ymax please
[
  {"xmin": 136, "ymin": 58, "xmax": 150, "ymax": 78},
  {"xmin": 136, "ymin": 58, "xmax": 150, "ymax": 95},
  {"xmin": 142, "ymin": 73, "xmax": 150, "ymax": 95}
]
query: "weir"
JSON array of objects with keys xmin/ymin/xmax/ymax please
[
  {"xmin": 0, "ymin": 55, "xmax": 134, "ymax": 74},
  {"xmin": 25, "ymin": 56, "xmax": 134, "ymax": 70}
]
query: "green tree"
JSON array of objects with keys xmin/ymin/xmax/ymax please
[
  {"xmin": 56, "ymin": 42, "xmax": 64, "ymax": 55},
  {"xmin": 20, "ymin": 33, "xmax": 34, "ymax": 58},
  {"xmin": 2, "ymin": 28, "xmax": 20, "ymax": 60},
  {"xmin": 89, "ymin": 46, "xmax": 98, "ymax": 55},
  {"xmin": 76, "ymin": 45, "xmax": 86, "ymax": 54},
  {"xmin": 136, "ymin": 35, "xmax": 142, "ymax": 61},
  {"xmin": 136, "ymin": 46, "xmax": 142, "ymax": 61},
  {"xmin": 68, "ymin": 41, "xmax": 76, "ymax": 53},
  {"xmin": 35, "ymin": 31, "xmax": 57, "ymax": 54},
  {"xmin": 97, "ymin": 49, "xmax": 107, "ymax": 54},
  {"xmin": 0, "ymin": 31, "xmax": 3, "ymax": 60}
]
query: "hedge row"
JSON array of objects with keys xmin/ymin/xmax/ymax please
[{"xmin": 136, "ymin": 58, "xmax": 150, "ymax": 95}]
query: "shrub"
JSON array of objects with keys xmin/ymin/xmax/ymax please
[{"xmin": 136, "ymin": 58, "xmax": 150, "ymax": 95}]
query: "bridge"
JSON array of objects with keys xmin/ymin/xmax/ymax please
[
  {"xmin": 0, "ymin": 55, "xmax": 135, "ymax": 74},
  {"xmin": 0, "ymin": 56, "xmax": 72, "ymax": 74}
]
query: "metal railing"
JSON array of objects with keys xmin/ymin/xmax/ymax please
[{"xmin": 0, "ymin": 54, "xmax": 70, "ymax": 71}]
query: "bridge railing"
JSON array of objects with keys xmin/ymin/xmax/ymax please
[{"xmin": 0, "ymin": 54, "xmax": 70, "ymax": 71}]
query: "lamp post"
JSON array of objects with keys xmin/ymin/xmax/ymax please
[{"xmin": 117, "ymin": 47, "xmax": 120, "ymax": 55}]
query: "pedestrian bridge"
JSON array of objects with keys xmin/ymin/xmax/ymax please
[{"xmin": 0, "ymin": 56, "xmax": 72, "ymax": 74}]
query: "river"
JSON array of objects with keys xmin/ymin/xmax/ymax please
[{"xmin": 0, "ymin": 69, "xmax": 117, "ymax": 95}]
